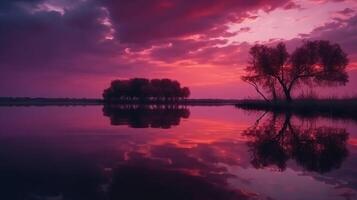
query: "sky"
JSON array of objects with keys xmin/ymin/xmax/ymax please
[{"xmin": 0, "ymin": 0, "xmax": 357, "ymax": 99}]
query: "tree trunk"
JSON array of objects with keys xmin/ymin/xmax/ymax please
[
  {"xmin": 283, "ymin": 88, "xmax": 292, "ymax": 102},
  {"xmin": 272, "ymin": 84, "xmax": 277, "ymax": 102},
  {"xmin": 276, "ymin": 77, "xmax": 292, "ymax": 103},
  {"xmin": 279, "ymin": 82, "xmax": 292, "ymax": 103}
]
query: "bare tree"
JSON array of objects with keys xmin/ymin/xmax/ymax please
[{"xmin": 242, "ymin": 40, "xmax": 349, "ymax": 102}]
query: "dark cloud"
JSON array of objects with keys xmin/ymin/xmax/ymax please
[
  {"xmin": 238, "ymin": 27, "xmax": 251, "ymax": 33},
  {"xmin": 0, "ymin": 0, "xmax": 43, "ymax": 10},
  {"xmin": 103, "ymin": 0, "xmax": 293, "ymax": 43},
  {"xmin": 0, "ymin": 0, "xmax": 117, "ymax": 70},
  {"xmin": 336, "ymin": 8, "xmax": 355, "ymax": 15},
  {"xmin": 283, "ymin": 1, "xmax": 302, "ymax": 10},
  {"xmin": 304, "ymin": 14, "xmax": 357, "ymax": 59},
  {"xmin": 0, "ymin": 0, "xmax": 294, "ymax": 75},
  {"xmin": 1, "ymin": 0, "xmax": 355, "ymax": 98},
  {"xmin": 0, "ymin": 0, "xmax": 294, "ymax": 71}
]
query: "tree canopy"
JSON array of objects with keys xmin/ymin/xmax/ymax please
[
  {"xmin": 103, "ymin": 78, "xmax": 190, "ymax": 102},
  {"xmin": 242, "ymin": 40, "xmax": 349, "ymax": 102}
]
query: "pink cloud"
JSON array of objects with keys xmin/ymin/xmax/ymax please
[{"xmin": 104, "ymin": 0, "xmax": 293, "ymax": 43}]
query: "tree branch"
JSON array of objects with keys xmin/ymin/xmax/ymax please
[{"xmin": 245, "ymin": 80, "xmax": 270, "ymax": 102}]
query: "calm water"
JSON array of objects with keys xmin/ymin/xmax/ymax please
[{"xmin": 0, "ymin": 105, "xmax": 357, "ymax": 200}]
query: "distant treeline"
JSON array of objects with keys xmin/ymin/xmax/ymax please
[
  {"xmin": 0, "ymin": 97, "xmax": 102, "ymax": 106},
  {"xmin": 0, "ymin": 97, "xmax": 243, "ymax": 106},
  {"xmin": 103, "ymin": 78, "xmax": 190, "ymax": 102}
]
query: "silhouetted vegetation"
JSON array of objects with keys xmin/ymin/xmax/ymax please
[
  {"xmin": 242, "ymin": 40, "xmax": 349, "ymax": 102},
  {"xmin": 244, "ymin": 112, "xmax": 349, "ymax": 173},
  {"xmin": 102, "ymin": 105, "xmax": 190, "ymax": 128},
  {"xmin": 0, "ymin": 97, "xmax": 102, "ymax": 106},
  {"xmin": 236, "ymin": 98, "xmax": 357, "ymax": 121},
  {"xmin": 103, "ymin": 78, "xmax": 190, "ymax": 103},
  {"xmin": 0, "ymin": 97, "xmax": 244, "ymax": 106}
]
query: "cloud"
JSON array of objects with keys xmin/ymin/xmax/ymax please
[
  {"xmin": 336, "ymin": 8, "xmax": 355, "ymax": 15},
  {"xmin": 0, "ymin": 0, "xmax": 296, "ymax": 71},
  {"xmin": 103, "ymin": 0, "xmax": 293, "ymax": 43},
  {"xmin": 1, "ymin": 0, "xmax": 356, "ymax": 98},
  {"xmin": 0, "ymin": 0, "xmax": 118, "ymax": 70},
  {"xmin": 303, "ymin": 14, "xmax": 357, "ymax": 59},
  {"xmin": 283, "ymin": 1, "xmax": 302, "ymax": 10}
]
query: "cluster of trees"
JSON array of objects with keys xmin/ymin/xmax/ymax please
[
  {"xmin": 103, "ymin": 78, "xmax": 190, "ymax": 102},
  {"xmin": 242, "ymin": 40, "xmax": 349, "ymax": 102}
]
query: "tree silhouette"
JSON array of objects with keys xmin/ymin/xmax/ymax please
[
  {"xmin": 242, "ymin": 40, "xmax": 349, "ymax": 102},
  {"xmin": 243, "ymin": 113, "xmax": 349, "ymax": 173},
  {"xmin": 103, "ymin": 78, "xmax": 190, "ymax": 102},
  {"xmin": 180, "ymin": 87, "xmax": 190, "ymax": 99}
]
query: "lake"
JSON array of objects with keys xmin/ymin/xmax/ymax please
[{"xmin": 0, "ymin": 105, "xmax": 356, "ymax": 200}]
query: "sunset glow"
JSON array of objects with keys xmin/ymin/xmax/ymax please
[
  {"xmin": 2, "ymin": 2, "xmax": 357, "ymax": 199},
  {"xmin": 1, "ymin": 0, "xmax": 357, "ymax": 98}
]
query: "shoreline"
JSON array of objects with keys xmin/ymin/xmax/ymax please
[
  {"xmin": 235, "ymin": 99, "xmax": 357, "ymax": 120},
  {"xmin": 0, "ymin": 97, "xmax": 242, "ymax": 106}
]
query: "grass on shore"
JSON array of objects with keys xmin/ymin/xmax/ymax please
[{"xmin": 235, "ymin": 98, "xmax": 357, "ymax": 120}]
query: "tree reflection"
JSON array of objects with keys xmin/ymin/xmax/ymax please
[
  {"xmin": 102, "ymin": 105, "xmax": 190, "ymax": 128},
  {"xmin": 244, "ymin": 112, "xmax": 349, "ymax": 173}
]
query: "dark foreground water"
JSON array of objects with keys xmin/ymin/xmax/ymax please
[{"xmin": 0, "ymin": 105, "xmax": 357, "ymax": 200}]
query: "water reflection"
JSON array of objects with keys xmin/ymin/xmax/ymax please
[
  {"xmin": 0, "ymin": 136, "xmax": 253, "ymax": 200},
  {"xmin": 0, "ymin": 106, "xmax": 356, "ymax": 200},
  {"xmin": 244, "ymin": 112, "xmax": 349, "ymax": 173},
  {"xmin": 109, "ymin": 164, "xmax": 252, "ymax": 200},
  {"xmin": 102, "ymin": 105, "xmax": 190, "ymax": 128}
]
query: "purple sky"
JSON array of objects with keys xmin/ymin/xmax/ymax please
[{"xmin": 0, "ymin": 0, "xmax": 357, "ymax": 98}]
